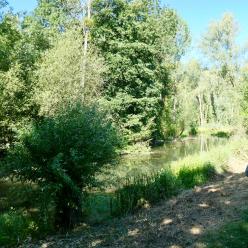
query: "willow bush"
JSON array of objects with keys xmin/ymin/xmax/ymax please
[{"xmin": 1, "ymin": 103, "xmax": 122, "ymax": 230}]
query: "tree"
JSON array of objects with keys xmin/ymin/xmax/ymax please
[
  {"xmin": 0, "ymin": 0, "xmax": 8, "ymax": 20},
  {"xmin": 0, "ymin": 1, "xmax": 82, "ymax": 154},
  {"xmin": 0, "ymin": 12, "xmax": 31, "ymax": 154},
  {"xmin": 91, "ymin": 0, "xmax": 190, "ymax": 142},
  {"xmin": 0, "ymin": 13, "xmax": 21, "ymax": 71},
  {"xmin": 0, "ymin": 65, "xmax": 33, "ymax": 154},
  {"xmin": 34, "ymin": 30, "xmax": 106, "ymax": 116},
  {"xmin": 199, "ymin": 13, "xmax": 244, "ymax": 126},
  {"xmin": 2, "ymin": 104, "xmax": 121, "ymax": 229},
  {"xmin": 200, "ymin": 13, "xmax": 240, "ymax": 70}
]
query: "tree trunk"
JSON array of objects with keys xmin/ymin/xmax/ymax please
[
  {"xmin": 196, "ymin": 94, "xmax": 204, "ymax": 127},
  {"xmin": 210, "ymin": 92, "xmax": 217, "ymax": 122},
  {"xmin": 55, "ymin": 186, "xmax": 83, "ymax": 231},
  {"xmin": 81, "ymin": 0, "xmax": 91, "ymax": 101}
]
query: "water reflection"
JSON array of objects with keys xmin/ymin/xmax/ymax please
[{"xmin": 97, "ymin": 135, "xmax": 228, "ymax": 189}]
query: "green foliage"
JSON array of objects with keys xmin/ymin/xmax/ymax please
[
  {"xmin": 160, "ymin": 95, "xmax": 186, "ymax": 138},
  {"xmin": 35, "ymin": 30, "xmax": 106, "ymax": 116},
  {"xmin": 33, "ymin": 0, "xmax": 81, "ymax": 34},
  {"xmin": 0, "ymin": 13, "xmax": 21, "ymax": 71},
  {"xmin": 91, "ymin": 0, "xmax": 190, "ymax": 142},
  {"xmin": 189, "ymin": 123, "xmax": 198, "ymax": 136},
  {"xmin": 113, "ymin": 163, "xmax": 215, "ymax": 215},
  {"xmin": 211, "ymin": 131, "xmax": 231, "ymax": 138},
  {"xmin": 0, "ymin": 210, "xmax": 36, "ymax": 247},
  {"xmin": 200, "ymin": 13, "xmax": 240, "ymax": 68},
  {"xmin": 2, "ymin": 103, "xmax": 121, "ymax": 229},
  {"xmin": 113, "ymin": 170, "xmax": 178, "ymax": 215},
  {"xmin": 0, "ymin": 180, "xmax": 55, "ymax": 246},
  {"xmin": 0, "ymin": 5, "xmax": 56, "ymax": 154},
  {"xmin": 1, "ymin": 0, "xmax": 248, "ymax": 244},
  {"xmin": 0, "ymin": 65, "xmax": 35, "ymax": 154},
  {"xmin": 168, "ymin": 13, "xmax": 246, "ymax": 133},
  {"xmin": 202, "ymin": 13, "xmax": 245, "ymax": 125},
  {"xmin": 177, "ymin": 162, "xmax": 215, "ymax": 188}
]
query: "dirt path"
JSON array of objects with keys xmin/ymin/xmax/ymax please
[{"xmin": 21, "ymin": 168, "xmax": 248, "ymax": 248}]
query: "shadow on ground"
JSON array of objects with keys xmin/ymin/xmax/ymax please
[{"xmin": 21, "ymin": 173, "xmax": 248, "ymax": 248}]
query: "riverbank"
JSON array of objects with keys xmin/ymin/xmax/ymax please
[
  {"xmin": 20, "ymin": 153, "xmax": 248, "ymax": 248},
  {"xmin": 1, "ymin": 136, "xmax": 247, "ymax": 247},
  {"xmin": 96, "ymin": 134, "xmax": 229, "ymax": 190},
  {"xmin": 121, "ymin": 125, "xmax": 236, "ymax": 156},
  {"xmin": 85, "ymin": 137, "xmax": 246, "ymax": 222}
]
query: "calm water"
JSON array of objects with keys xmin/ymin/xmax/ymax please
[{"xmin": 97, "ymin": 135, "xmax": 228, "ymax": 189}]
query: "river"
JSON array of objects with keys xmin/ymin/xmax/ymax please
[{"xmin": 96, "ymin": 135, "xmax": 228, "ymax": 189}]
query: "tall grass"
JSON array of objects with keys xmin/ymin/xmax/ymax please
[
  {"xmin": 112, "ymin": 163, "xmax": 216, "ymax": 215},
  {"xmin": 113, "ymin": 170, "xmax": 178, "ymax": 215}
]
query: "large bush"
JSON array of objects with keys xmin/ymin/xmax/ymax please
[{"xmin": 1, "ymin": 104, "xmax": 122, "ymax": 229}]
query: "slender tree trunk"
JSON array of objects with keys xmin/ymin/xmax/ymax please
[
  {"xmin": 196, "ymin": 94, "xmax": 204, "ymax": 127},
  {"xmin": 200, "ymin": 135, "xmax": 204, "ymax": 153},
  {"xmin": 210, "ymin": 92, "xmax": 217, "ymax": 122},
  {"xmin": 81, "ymin": 0, "xmax": 91, "ymax": 101},
  {"xmin": 173, "ymin": 97, "xmax": 177, "ymax": 122}
]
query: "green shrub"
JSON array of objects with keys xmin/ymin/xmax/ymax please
[
  {"xmin": 1, "ymin": 103, "xmax": 122, "ymax": 230},
  {"xmin": 0, "ymin": 210, "xmax": 36, "ymax": 247},
  {"xmin": 189, "ymin": 123, "xmax": 198, "ymax": 136},
  {"xmin": 211, "ymin": 131, "xmax": 231, "ymax": 138}
]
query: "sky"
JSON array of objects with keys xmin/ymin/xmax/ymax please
[
  {"xmin": 8, "ymin": 0, "xmax": 37, "ymax": 13},
  {"xmin": 7, "ymin": 0, "xmax": 248, "ymax": 59}
]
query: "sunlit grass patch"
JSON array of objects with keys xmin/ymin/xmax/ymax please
[{"xmin": 177, "ymin": 162, "xmax": 215, "ymax": 188}]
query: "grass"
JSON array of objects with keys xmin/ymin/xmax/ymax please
[
  {"xmin": 113, "ymin": 169, "xmax": 178, "ymax": 215},
  {"xmin": 177, "ymin": 162, "xmax": 215, "ymax": 188},
  {"xmin": 0, "ymin": 210, "xmax": 38, "ymax": 247},
  {"xmin": 204, "ymin": 210, "xmax": 248, "ymax": 248},
  {"xmin": 112, "ymin": 162, "xmax": 216, "ymax": 216},
  {"xmin": 0, "ymin": 180, "xmax": 55, "ymax": 247},
  {"xmin": 84, "ymin": 163, "xmax": 217, "ymax": 222}
]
